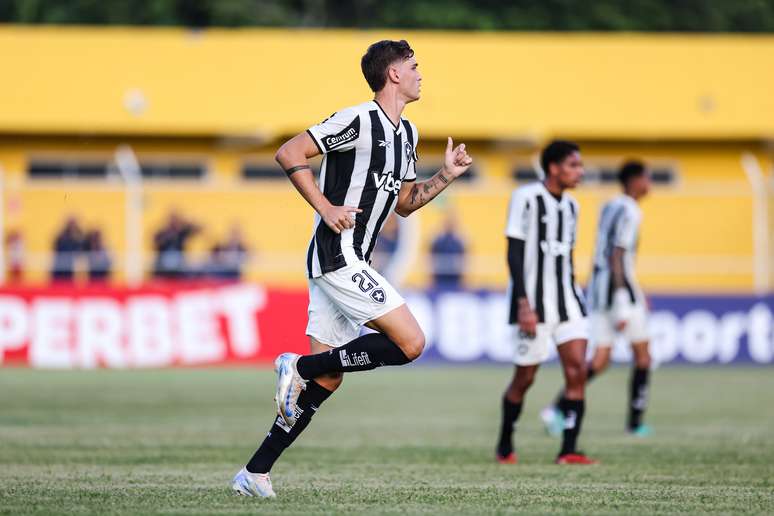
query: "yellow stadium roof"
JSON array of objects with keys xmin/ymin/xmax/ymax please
[{"xmin": 1, "ymin": 26, "xmax": 773, "ymax": 141}]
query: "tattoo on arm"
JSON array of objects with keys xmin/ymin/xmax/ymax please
[
  {"xmin": 410, "ymin": 184, "xmax": 419, "ymax": 205},
  {"xmin": 438, "ymin": 173, "xmax": 449, "ymax": 184},
  {"xmin": 284, "ymin": 165, "xmax": 311, "ymax": 176}
]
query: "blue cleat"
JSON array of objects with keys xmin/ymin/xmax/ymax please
[
  {"xmin": 540, "ymin": 405, "xmax": 564, "ymax": 437},
  {"xmin": 629, "ymin": 424, "xmax": 653, "ymax": 437}
]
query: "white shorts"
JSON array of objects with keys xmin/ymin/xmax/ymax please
[
  {"xmin": 305, "ymin": 261, "xmax": 405, "ymax": 347},
  {"xmin": 511, "ymin": 318, "xmax": 589, "ymax": 366},
  {"xmin": 590, "ymin": 305, "xmax": 650, "ymax": 348}
]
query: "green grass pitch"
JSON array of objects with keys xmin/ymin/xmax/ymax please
[{"xmin": 1, "ymin": 366, "xmax": 772, "ymax": 514}]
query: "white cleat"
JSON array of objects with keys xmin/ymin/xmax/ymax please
[
  {"xmin": 274, "ymin": 352, "xmax": 307, "ymax": 428},
  {"xmin": 231, "ymin": 467, "xmax": 276, "ymax": 498}
]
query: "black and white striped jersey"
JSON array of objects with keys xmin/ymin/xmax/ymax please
[
  {"xmin": 587, "ymin": 194, "xmax": 645, "ymax": 310},
  {"xmin": 505, "ymin": 182, "xmax": 587, "ymax": 324},
  {"xmin": 305, "ymin": 100, "xmax": 418, "ymax": 278}
]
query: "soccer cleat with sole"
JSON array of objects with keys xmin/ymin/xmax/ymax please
[
  {"xmin": 540, "ymin": 405, "xmax": 564, "ymax": 437},
  {"xmin": 274, "ymin": 352, "xmax": 306, "ymax": 427},
  {"xmin": 496, "ymin": 452, "xmax": 518, "ymax": 464},
  {"xmin": 555, "ymin": 453, "xmax": 599, "ymax": 465},
  {"xmin": 231, "ymin": 467, "xmax": 276, "ymax": 498},
  {"xmin": 628, "ymin": 424, "xmax": 653, "ymax": 437}
]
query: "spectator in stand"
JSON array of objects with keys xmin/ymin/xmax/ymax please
[
  {"xmin": 430, "ymin": 210, "xmax": 467, "ymax": 290},
  {"xmin": 5, "ymin": 229, "xmax": 25, "ymax": 283},
  {"xmin": 153, "ymin": 211, "xmax": 201, "ymax": 279},
  {"xmin": 85, "ymin": 229, "xmax": 112, "ymax": 282},
  {"xmin": 51, "ymin": 216, "xmax": 84, "ymax": 282},
  {"xmin": 206, "ymin": 224, "xmax": 249, "ymax": 280}
]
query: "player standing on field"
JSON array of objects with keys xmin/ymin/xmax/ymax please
[
  {"xmin": 542, "ymin": 160, "xmax": 653, "ymax": 437},
  {"xmin": 231, "ymin": 39, "xmax": 473, "ymax": 498},
  {"xmin": 495, "ymin": 140, "xmax": 597, "ymax": 465}
]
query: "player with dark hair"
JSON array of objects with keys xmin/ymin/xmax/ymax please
[
  {"xmin": 495, "ymin": 140, "xmax": 597, "ymax": 465},
  {"xmin": 542, "ymin": 160, "xmax": 653, "ymax": 437},
  {"xmin": 231, "ymin": 39, "xmax": 473, "ymax": 497}
]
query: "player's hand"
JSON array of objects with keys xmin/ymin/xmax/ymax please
[
  {"xmin": 442, "ymin": 137, "xmax": 473, "ymax": 178},
  {"xmin": 517, "ymin": 298, "xmax": 538, "ymax": 338},
  {"xmin": 321, "ymin": 204, "xmax": 362, "ymax": 234},
  {"xmin": 615, "ymin": 319, "xmax": 628, "ymax": 332}
]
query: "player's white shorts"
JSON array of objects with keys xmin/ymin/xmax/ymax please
[
  {"xmin": 590, "ymin": 304, "xmax": 650, "ymax": 348},
  {"xmin": 511, "ymin": 318, "xmax": 589, "ymax": 366},
  {"xmin": 305, "ymin": 261, "xmax": 405, "ymax": 347}
]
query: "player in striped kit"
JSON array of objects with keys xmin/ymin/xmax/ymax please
[
  {"xmin": 542, "ymin": 160, "xmax": 653, "ymax": 437},
  {"xmin": 495, "ymin": 140, "xmax": 597, "ymax": 465},
  {"xmin": 232, "ymin": 39, "xmax": 474, "ymax": 497}
]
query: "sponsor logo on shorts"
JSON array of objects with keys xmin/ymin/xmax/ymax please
[{"xmin": 518, "ymin": 343, "xmax": 529, "ymax": 355}]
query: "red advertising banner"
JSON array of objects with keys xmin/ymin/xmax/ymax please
[{"xmin": 0, "ymin": 282, "xmax": 310, "ymax": 368}]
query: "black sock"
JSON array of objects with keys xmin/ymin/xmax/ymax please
[
  {"xmin": 558, "ymin": 397, "xmax": 585, "ymax": 456},
  {"xmin": 245, "ymin": 380, "xmax": 332, "ymax": 474},
  {"xmin": 496, "ymin": 397, "xmax": 522, "ymax": 457},
  {"xmin": 628, "ymin": 367, "xmax": 650, "ymax": 430},
  {"xmin": 295, "ymin": 333, "xmax": 410, "ymax": 380},
  {"xmin": 554, "ymin": 364, "xmax": 596, "ymax": 408}
]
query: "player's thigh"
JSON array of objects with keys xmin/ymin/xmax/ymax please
[
  {"xmin": 555, "ymin": 318, "xmax": 589, "ymax": 378},
  {"xmin": 366, "ymin": 303, "xmax": 425, "ymax": 359},
  {"xmin": 511, "ymin": 324, "xmax": 552, "ymax": 367},
  {"xmin": 590, "ymin": 345, "xmax": 612, "ymax": 372},
  {"xmin": 305, "ymin": 280, "xmax": 360, "ymax": 348}
]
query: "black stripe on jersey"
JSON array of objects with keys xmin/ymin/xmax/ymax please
[
  {"xmin": 556, "ymin": 208, "xmax": 568, "ymax": 321},
  {"xmin": 400, "ymin": 120, "xmax": 416, "ymax": 182},
  {"xmin": 305, "ymin": 233, "xmax": 316, "ymax": 277},
  {"xmin": 353, "ymin": 110, "xmax": 387, "ymax": 260},
  {"xmin": 365, "ymin": 130, "xmax": 401, "ymax": 262},
  {"xmin": 568, "ymin": 202, "xmax": 587, "ymax": 316},
  {"xmin": 535, "ymin": 195, "xmax": 547, "ymax": 322},
  {"xmin": 315, "ymin": 147, "xmax": 357, "ymax": 274}
]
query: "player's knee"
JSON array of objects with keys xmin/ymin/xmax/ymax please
[
  {"xmin": 565, "ymin": 362, "xmax": 587, "ymax": 388},
  {"xmin": 400, "ymin": 331, "xmax": 425, "ymax": 361},
  {"xmin": 594, "ymin": 356, "xmax": 610, "ymax": 373},
  {"xmin": 316, "ymin": 371, "xmax": 343, "ymax": 391},
  {"xmin": 515, "ymin": 375, "xmax": 534, "ymax": 393},
  {"xmin": 635, "ymin": 352, "xmax": 651, "ymax": 370}
]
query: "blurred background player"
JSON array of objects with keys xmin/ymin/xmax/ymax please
[
  {"xmin": 495, "ymin": 140, "xmax": 596, "ymax": 466},
  {"xmin": 542, "ymin": 160, "xmax": 653, "ymax": 436},
  {"xmin": 232, "ymin": 39, "xmax": 473, "ymax": 498}
]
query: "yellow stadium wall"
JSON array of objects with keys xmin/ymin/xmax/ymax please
[{"xmin": 1, "ymin": 136, "xmax": 768, "ymax": 293}]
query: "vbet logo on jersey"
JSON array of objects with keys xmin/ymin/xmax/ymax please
[
  {"xmin": 372, "ymin": 170, "xmax": 402, "ymax": 194},
  {"xmin": 540, "ymin": 240, "xmax": 572, "ymax": 256}
]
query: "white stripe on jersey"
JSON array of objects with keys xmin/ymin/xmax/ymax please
[
  {"xmin": 505, "ymin": 182, "xmax": 587, "ymax": 325},
  {"xmin": 588, "ymin": 194, "xmax": 644, "ymax": 310},
  {"xmin": 305, "ymin": 101, "xmax": 418, "ymax": 278}
]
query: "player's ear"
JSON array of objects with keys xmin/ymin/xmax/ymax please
[{"xmin": 387, "ymin": 65, "xmax": 400, "ymax": 84}]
